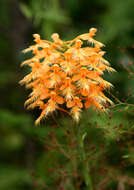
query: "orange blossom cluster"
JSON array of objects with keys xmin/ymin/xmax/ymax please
[{"xmin": 20, "ymin": 28, "xmax": 115, "ymax": 124}]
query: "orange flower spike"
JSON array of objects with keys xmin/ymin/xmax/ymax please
[{"xmin": 20, "ymin": 29, "xmax": 115, "ymax": 124}]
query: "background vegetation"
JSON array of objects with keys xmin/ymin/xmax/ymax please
[{"xmin": 1, "ymin": 0, "xmax": 134, "ymax": 189}]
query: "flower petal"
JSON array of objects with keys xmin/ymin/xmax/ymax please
[
  {"xmin": 56, "ymin": 96, "xmax": 64, "ymax": 104},
  {"xmin": 72, "ymin": 75, "xmax": 81, "ymax": 82},
  {"xmin": 66, "ymin": 101, "xmax": 74, "ymax": 108},
  {"xmin": 84, "ymin": 100, "xmax": 91, "ymax": 108}
]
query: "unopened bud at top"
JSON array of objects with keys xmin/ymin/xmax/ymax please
[
  {"xmin": 51, "ymin": 33, "xmax": 60, "ymax": 41},
  {"xmin": 89, "ymin": 28, "xmax": 97, "ymax": 37},
  {"xmin": 33, "ymin": 34, "xmax": 40, "ymax": 43}
]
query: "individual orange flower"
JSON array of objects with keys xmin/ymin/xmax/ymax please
[
  {"xmin": 45, "ymin": 91, "xmax": 64, "ymax": 116},
  {"xmin": 20, "ymin": 28, "xmax": 115, "ymax": 124},
  {"xmin": 60, "ymin": 77, "xmax": 75, "ymax": 100},
  {"xmin": 67, "ymin": 96, "xmax": 83, "ymax": 122},
  {"xmin": 60, "ymin": 52, "xmax": 76, "ymax": 75}
]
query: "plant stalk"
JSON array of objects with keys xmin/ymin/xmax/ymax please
[{"xmin": 77, "ymin": 124, "xmax": 93, "ymax": 190}]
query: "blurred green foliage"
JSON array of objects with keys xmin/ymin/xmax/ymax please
[{"xmin": 1, "ymin": 0, "xmax": 134, "ymax": 189}]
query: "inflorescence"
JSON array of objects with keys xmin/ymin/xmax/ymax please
[{"xmin": 20, "ymin": 28, "xmax": 115, "ymax": 124}]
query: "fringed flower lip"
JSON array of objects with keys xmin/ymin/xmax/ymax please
[{"xmin": 20, "ymin": 28, "xmax": 115, "ymax": 125}]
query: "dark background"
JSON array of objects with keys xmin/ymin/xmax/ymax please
[{"xmin": 1, "ymin": 0, "xmax": 134, "ymax": 189}]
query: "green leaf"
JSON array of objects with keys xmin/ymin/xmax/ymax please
[
  {"xmin": 20, "ymin": 3, "xmax": 32, "ymax": 19},
  {"xmin": 122, "ymin": 155, "xmax": 130, "ymax": 159}
]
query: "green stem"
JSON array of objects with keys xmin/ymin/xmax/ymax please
[{"xmin": 77, "ymin": 124, "xmax": 93, "ymax": 190}]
